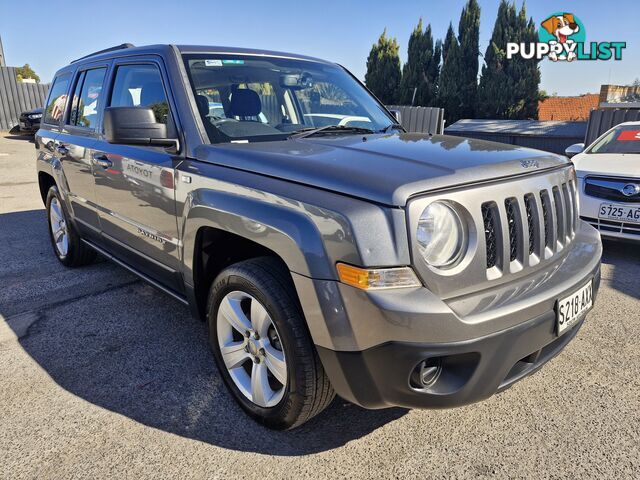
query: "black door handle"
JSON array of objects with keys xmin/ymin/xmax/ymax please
[{"xmin": 93, "ymin": 154, "xmax": 112, "ymax": 169}]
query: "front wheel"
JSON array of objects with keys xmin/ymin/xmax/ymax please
[{"xmin": 207, "ymin": 257, "xmax": 335, "ymax": 430}]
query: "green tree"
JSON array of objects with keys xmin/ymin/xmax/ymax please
[
  {"xmin": 398, "ymin": 19, "xmax": 440, "ymax": 106},
  {"xmin": 477, "ymin": 1, "xmax": 541, "ymax": 119},
  {"xmin": 365, "ymin": 29, "xmax": 402, "ymax": 105},
  {"xmin": 15, "ymin": 63, "xmax": 40, "ymax": 83},
  {"xmin": 516, "ymin": 9, "xmax": 542, "ymax": 119},
  {"xmin": 438, "ymin": 25, "xmax": 463, "ymax": 124},
  {"xmin": 456, "ymin": 0, "xmax": 481, "ymax": 118}
]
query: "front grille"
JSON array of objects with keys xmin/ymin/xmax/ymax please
[
  {"xmin": 482, "ymin": 203, "xmax": 498, "ymax": 268},
  {"xmin": 480, "ymin": 180, "xmax": 576, "ymax": 273},
  {"xmin": 584, "ymin": 176, "xmax": 640, "ymax": 203},
  {"xmin": 409, "ymin": 166, "xmax": 579, "ymax": 298},
  {"xmin": 581, "ymin": 215, "xmax": 640, "ymax": 236}
]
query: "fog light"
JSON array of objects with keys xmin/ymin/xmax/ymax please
[{"xmin": 411, "ymin": 358, "xmax": 442, "ymax": 389}]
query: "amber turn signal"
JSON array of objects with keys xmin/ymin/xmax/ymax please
[{"xmin": 336, "ymin": 263, "xmax": 421, "ymax": 290}]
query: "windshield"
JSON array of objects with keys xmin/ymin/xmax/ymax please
[
  {"xmin": 182, "ymin": 54, "xmax": 395, "ymax": 143},
  {"xmin": 589, "ymin": 125, "xmax": 640, "ymax": 154}
]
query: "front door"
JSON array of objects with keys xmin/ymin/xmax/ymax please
[{"xmin": 92, "ymin": 58, "xmax": 183, "ymax": 293}]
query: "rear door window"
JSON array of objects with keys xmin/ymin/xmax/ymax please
[
  {"xmin": 68, "ymin": 68, "xmax": 106, "ymax": 130},
  {"xmin": 44, "ymin": 75, "xmax": 71, "ymax": 125}
]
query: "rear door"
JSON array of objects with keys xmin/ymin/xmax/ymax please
[
  {"xmin": 55, "ymin": 63, "xmax": 109, "ymax": 239},
  {"xmin": 37, "ymin": 73, "xmax": 71, "ymax": 181},
  {"xmin": 92, "ymin": 57, "xmax": 183, "ymax": 293}
]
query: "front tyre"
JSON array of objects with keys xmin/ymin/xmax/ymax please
[
  {"xmin": 207, "ymin": 257, "xmax": 335, "ymax": 430},
  {"xmin": 46, "ymin": 186, "xmax": 96, "ymax": 267}
]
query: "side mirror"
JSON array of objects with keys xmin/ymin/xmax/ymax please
[
  {"xmin": 104, "ymin": 107, "xmax": 179, "ymax": 152},
  {"xmin": 389, "ymin": 109, "xmax": 402, "ymax": 124},
  {"xmin": 564, "ymin": 143, "xmax": 585, "ymax": 159}
]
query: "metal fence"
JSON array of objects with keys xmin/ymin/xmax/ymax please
[
  {"xmin": 584, "ymin": 108, "xmax": 640, "ymax": 145},
  {"xmin": 0, "ymin": 66, "xmax": 50, "ymax": 130},
  {"xmin": 387, "ymin": 105, "xmax": 444, "ymax": 134},
  {"xmin": 444, "ymin": 119, "xmax": 587, "ymax": 155}
]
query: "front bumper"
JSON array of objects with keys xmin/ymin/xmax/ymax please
[
  {"xmin": 18, "ymin": 116, "xmax": 40, "ymax": 133},
  {"xmin": 317, "ymin": 273, "xmax": 598, "ymax": 409},
  {"xmin": 294, "ymin": 222, "xmax": 602, "ymax": 409}
]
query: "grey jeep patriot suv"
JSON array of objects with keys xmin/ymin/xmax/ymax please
[{"xmin": 36, "ymin": 44, "xmax": 601, "ymax": 429}]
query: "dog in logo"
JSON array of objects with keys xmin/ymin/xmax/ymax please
[{"xmin": 541, "ymin": 13, "xmax": 580, "ymax": 62}]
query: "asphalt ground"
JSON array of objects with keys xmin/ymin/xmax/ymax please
[{"xmin": 0, "ymin": 133, "xmax": 638, "ymax": 479}]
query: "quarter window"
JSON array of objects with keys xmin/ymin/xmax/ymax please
[
  {"xmin": 44, "ymin": 75, "xmax": 71, "ymax": 125},
  {"xmin": 69, "ymin": 68, "xmax": 106, "ymax": 129},
  {"xmin": 109, "ymin": 64, "xmax": 170, "ymax": 124}
]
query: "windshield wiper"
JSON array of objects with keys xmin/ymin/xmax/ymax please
[
  {"xmin": 289, "ymin": 124, "xmax": 375, "ymax": 139},
  {"xmin": 378, "ymin": 122, "xmax": 406, "ymax": 134}
]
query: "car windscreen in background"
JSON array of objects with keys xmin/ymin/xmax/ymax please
[{"xmin": 590, "ymin": 126, "xmax": 640, "ymax": 154}]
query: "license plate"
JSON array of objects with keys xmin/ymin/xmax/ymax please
[
  {"xmin": 556, "ymin": 280, "xmax": 593, "ymax": 335},
  {"xmin": 599, "ymin": 203, "xmax": 640, "ymax": 224}
]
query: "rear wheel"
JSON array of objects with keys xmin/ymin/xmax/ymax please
[
  {"xmin": 46, "ymin": 186, "xmax": 96, "ymax": 267},
  {"xmin": 207, "ymin": 257, "xmax": 335, "ymax": 430}
]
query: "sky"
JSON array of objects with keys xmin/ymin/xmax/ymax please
[{"xmin": 1, "ymin": 0, "xmax": 639, "ymax": 96}]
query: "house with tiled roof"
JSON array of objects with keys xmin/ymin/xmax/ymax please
[{"xmin": 538, "ymin": 94, "xmax": 599, "ymax": 121}]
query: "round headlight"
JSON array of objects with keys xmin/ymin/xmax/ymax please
[{"xmin": 416, "ymin": 202, "xmax": 466, "ymax": 268}]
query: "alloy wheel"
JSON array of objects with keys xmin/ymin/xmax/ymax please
[
  {"xmin": 49, "ymin": 197, "xmax": 69, "ymax": 257},
  {"xmin": 216, "ymin": 291, "xmax": 287, "ymax": 408}
]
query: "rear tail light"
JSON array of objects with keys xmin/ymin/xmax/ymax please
[{"xmin": 160, "ymin": 170, "xmax": 174, "ymax": 189}]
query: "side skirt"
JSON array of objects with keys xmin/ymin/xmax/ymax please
[{"xmin": 81, "ymin": 238, "xmax": 189, "ymax": 306}]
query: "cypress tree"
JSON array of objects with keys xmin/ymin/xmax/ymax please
[
  {"xmin": 477, "ymin": 1, "xmax": 541, "ymax": 119},
  {"xmin": 516, "ymin": 6, "xmax": 541, "ymax": 119},
  {"xmin": 399, "ymin": 20, "xmax": 439, "ymax": 106},
  {"xmin": 457, "ymin": 0, "xmax": 481, "ymax": 118},
  {"xmin": 365, "ymin": 30, "xmax": 402, "ymax": 105},
  {"xmin": 442, "ymin": 23, "xmax": 456, "ymax": 62},
  {"xmin": 438, "ymin": 25, "xmax": 463, "ymax": 124},
  {"xmin": 399, "ymin": 19, "xmax": 427, "ymax": 105}
]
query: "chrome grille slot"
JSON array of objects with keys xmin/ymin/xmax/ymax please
[
  {"xmin": 562, "ymin": 182, "xmax": 574, "ymax": 238},
  {"xmin": 482, "ymin": 203, "xmax": 499, "ymax": 269},
  {"xmin": 504, "ymin": 198, "xmax": 520, "ymax": 262},
  {"xmin": 552, "ymin": 186, "xmax": 565, "ymax": 245},
  {"xmin": 568, "ymin": 180, "xmax": 578, "ymax": 233},
  {"xmin": 540, "ymin": 190, "xmax": 553, "ymax": 249},
  {"xmin": 524, "ymin": 194, "xmax": 537, "ymax": 255}
]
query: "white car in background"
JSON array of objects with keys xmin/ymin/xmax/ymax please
[{"xmin": 565, "ymin": 122, "xmax": 640, "ymax": 242}]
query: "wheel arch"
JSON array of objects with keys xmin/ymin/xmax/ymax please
[
  {"xmin": 181, "ymin": 190, "xmax": 337, "ymax": 321},
  {"xmin": 38, "ymin": 171, "xmax": 57, "ymax": 205}
]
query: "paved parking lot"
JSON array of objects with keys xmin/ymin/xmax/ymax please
[{"xmin": 0, "ymin": 133, "xmax": 638, "ymax": 479}]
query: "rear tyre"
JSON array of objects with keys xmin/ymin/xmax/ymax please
[
  {"xmin": 207, "ymin": 257, "xmax": 335, "ymax": 430},
  {"xmin": 46, "ymin": 186, "xmax": 96, "ymax": 267}
]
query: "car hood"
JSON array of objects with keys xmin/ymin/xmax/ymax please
[
  {"xmin": 573, "ymin": 152, "xmax": 640, "ymax": 178},
  {"xmin": 193, "ymin": 133, "xmax": 569, "ymax": 206}
]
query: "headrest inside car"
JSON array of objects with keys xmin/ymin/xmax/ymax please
[
  {"xmin": 195, "ymin": 94, "xmax": 209, "ymax": 118},
  {"xmin": 229, "ymin": 89, "xmax": 261, "ymax": 117}
]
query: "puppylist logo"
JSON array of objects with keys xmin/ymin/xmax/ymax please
[{"xmin": 507, "ymin": 12, "xmax": 626, "ymax": 62}]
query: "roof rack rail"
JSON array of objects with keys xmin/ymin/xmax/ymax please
[{"xmin": 71, "ymin": 43, "xmax": 135, "ymax": 63}]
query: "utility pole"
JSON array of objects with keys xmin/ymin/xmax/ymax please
[{"xmin": 0, "ymin": 34, "xmax": 6, "ymax": 67}]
